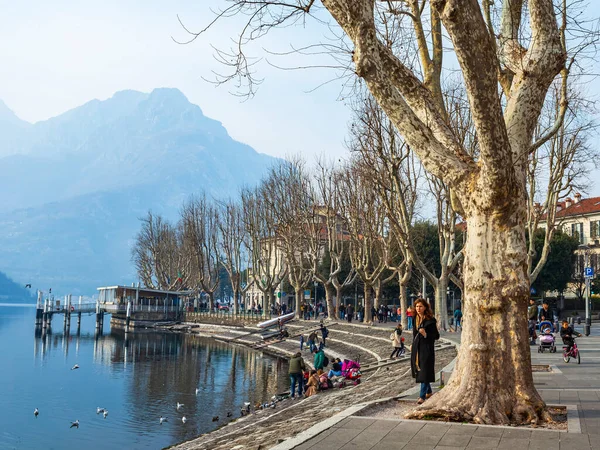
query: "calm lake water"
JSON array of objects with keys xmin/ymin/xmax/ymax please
[{"xmin": 0, "ymin": 302, "xmax": 289, "ymax": 450}]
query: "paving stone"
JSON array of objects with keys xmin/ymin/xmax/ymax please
[
  {"xmin": 501, "ymin": 428, "xmax": 533, "ymax": 439},
  {"xmin": 530, "ymin": 430, "xmax": 560, "ymax": 440},
  {"xmin": 559, "ymin": 434, "xmax": 591, "ymax": 449},
  {"xmin": 406, "ymin": 431, "xmax": 443, "ymax": 447},
  {"xmin": 391, "ymin": 421, "xmax": 425, "ymax": 434},
  {"xmin": 496, "ymin": 438, "xmax": 529, "ymax": 449},
  {"xmin": 434, "ymin": 447, "xmax": 467, "ymax": 450},
  {"xmin": 369, "ymin": 441, "xmax": 408, "ymax": 450},
  {"xmin": 336, "ymin": 417, "xmax": 376, "ymax": 430},
  {"xmin": 366, "ymin": 420, "xmax": 402, "ymax": 432},
  {"xmin": 420, "ymin": 422, "xmax": 453, "ymax": 435},
  {"xmin": 445, "ymin": 425, "xmax": 478, "ymax": 436},
  {"xmin": 466, "ymin": 436, "xmax": 500, "ymax": 448},
  {"xmin": 436, "ymin": 433, "xmax": 472, "ymax": 447},
  {"xmin": 529, "ymin": 438, "xmax": 559, "ymax": 450},
  {"xmin": 473, "ymin": 426, "xmax": 504, "ymax": 438}
]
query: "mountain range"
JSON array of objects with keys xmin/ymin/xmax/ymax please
[{"xmin": 0, "ymin": 88, "xmax": 277, "ymax": 296}]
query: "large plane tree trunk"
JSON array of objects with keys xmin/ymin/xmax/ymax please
[{"xmin": 408, "ymin": 205, "xmax": 546, "ymax": 424}]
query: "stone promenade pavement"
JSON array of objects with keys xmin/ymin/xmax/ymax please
[{"xmin": 273, "ymin": 323, "xmax": 600, "ymax": 450}]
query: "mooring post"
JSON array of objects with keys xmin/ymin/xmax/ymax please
[
  {"xmin": 95, "ymin": 300, "xmax": 101, "ymax": 333},
  {"xmin": 67, "ymin": 294, "xmax": 72, "ymax": 331},
  {"xmin": 35, "ymin": 290, "xmax": 43, "ymax": 328},
  {"xmin": 63, "ymin": 295, "xmax": 68, "ymax": 330},
  {"xmin": 125, "ymin": 300, "xmax": 132, "ymax": 333},
  {"xmin": 42, "ymin": 299, "xmax": 48, "ymax": 330},
  {"xmin": 77, "ymin": 296, "xmax": 82, "ymax": 333}
]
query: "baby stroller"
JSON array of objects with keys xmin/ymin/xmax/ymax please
[{"xmin": 538, "ymin": 321, "xmax": 556, "ymax": 353}]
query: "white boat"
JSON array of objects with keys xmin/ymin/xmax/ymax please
[{"xmin": 257, "ymin": 312, "xmax": 295, "ymax": 329}]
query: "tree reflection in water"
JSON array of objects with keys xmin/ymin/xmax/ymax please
[{"xmin": 110, "ymin": 330, "xmax": 289, "ymax": 442}]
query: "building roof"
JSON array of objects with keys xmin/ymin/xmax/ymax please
[
  {"xmin": 97, "ymin": 285, "xmax": 186, "ymax": 295},
  {"xmin": 554, "ymin": 196, "xmax": 600, "ymax": 219}
]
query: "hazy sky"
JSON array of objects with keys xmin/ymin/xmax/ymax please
[{"xmin": 1, "ymin": 0, "xmax": 598, "ymax": 196}]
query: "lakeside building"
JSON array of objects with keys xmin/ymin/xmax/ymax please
[
  {"xmin": 97, "ymin": 285, "xmax": 189, "ymax": 325},
  {"xmin": 538, "ymin": 193, "xmax": 600, "ymax": 298},
  {"xmin": 245, "ymin": 206, "xmax": 350, "ymax": 313}
]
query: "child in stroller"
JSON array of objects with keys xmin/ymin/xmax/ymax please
[{"xmin": 538, "ymin": 321, "xmax": 556, "ymax": 353}]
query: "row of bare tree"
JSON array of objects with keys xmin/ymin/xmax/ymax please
[{"xmin": 132, "ymin": 74, "xmax": 591, "ymax": 330}]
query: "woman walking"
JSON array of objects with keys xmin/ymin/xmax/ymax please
[
  {"xmin": 410, "ymin": 299, "xmax": 439, "ymax": 404},
  {"xmin": 389, "ymin": 324, "xmax": 405, "ymax": 359}
]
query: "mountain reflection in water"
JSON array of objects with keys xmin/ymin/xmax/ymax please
[{"xmin": 1, "ymin": 304, "xmax": 289, "ymax": 450}]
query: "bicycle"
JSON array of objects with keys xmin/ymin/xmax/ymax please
[{"xmin": 562, "ymin": 337, "xmax": 580, "ymax": 364}]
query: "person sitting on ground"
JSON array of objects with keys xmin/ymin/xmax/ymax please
[
  {"xmin": 327, "ymin": 360, "xmax": 342, "ymax": 378},
  {"xmin": 560, "ymin": 320, "xmax": 581, "ymax": 352},
  {"xmin": 304, "ymin": 370, "xmax": 319, "ymax": 397}
]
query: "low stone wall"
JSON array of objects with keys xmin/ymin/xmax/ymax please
[{"xmin": 183, "ymin": 312, "xmax": 266, "ymax": 327}]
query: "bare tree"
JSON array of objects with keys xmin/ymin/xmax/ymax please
[
  {"xmin": 260, "ymin": 158, "xmax": 314, "ymax": 318},
  {"xmin": 527, "ymin": 85, "xmax": 597, "ymax": 284},
  {"xmin": 186, "ymin": 0, "xmax": 598, "ymax": 425},
  {"xmin": 241, "ymin": 186, "xmax": 288, "ymax": 316},
  {"xmin": 181, "ymin": 195, "xmax": 221, "ymax": 310},
  {"xmin": 218, "ymin": 199, "xmax": 253, "ymax": 314},
  {"xmin": 132, "ymin": 211, "xmax": 192, "ymax": 290},
  {"xmin": 311, "ymin": 159, "xmax": 357, "ymax": 320},
  {"xmin": 337, "ymin": 161, "xmax": 390, "ymax": 323}
]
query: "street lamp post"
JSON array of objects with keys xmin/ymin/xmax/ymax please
[{"xmin": 579, "ymin": 244, "xmax": 591, "ymax": 336}]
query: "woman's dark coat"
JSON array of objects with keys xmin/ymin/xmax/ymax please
[{"xmin": 410, "ymin": 318, "xmax": 440, "ymax": 383}]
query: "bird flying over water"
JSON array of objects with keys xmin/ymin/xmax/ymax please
[
  {"xmin": 103, "ymin": 410, "xmax": 108, "ymax": 419},
  {"xmin": 71, "ymin": 364, "xmax": 79, "ymax": 370},
  {"xmin": 176, "ymin": 402, "xmax": 184, "ymax": 410},
  {"xmin": 25, "ymin": 284, "xmax": 31, "ymax": 288},
  {"xmin": 195, "ymin": 388, "xmax": 199, "ymax": 395},
  {"xmin": 227, "ymin": 412, "xmax": 232, "ymax": 418},
  {"xmin": 96, "ymin": 407, "xmax": 105, "ymax": 414},
  {"xmin": 159, "ymin": 416, "xmax": 168, "ymax": 424},
  {"xmin": 182, "ymin": 416, "xmax": 187, "ymax": 423},
  {"xmin": 70, "ymin": 420, "xmax": 79, "ymax": 429},
  {"xmin": 34, "ymin": 408, "xmax": 39, "ymax": 417},
  {"xmin": 212, "ymin": 416, "xmax": 219, "ymax": 422}
]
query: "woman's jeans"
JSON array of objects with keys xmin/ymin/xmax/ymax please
[
  {"xmin": 419, "ymin": 382, "xmax": 432, "ymax": 400},
  {"xmin": 290, "ymin": 373, "xmax": 304, "ymax": 398},
  {"xmin": 407, "ymin": 317, "xmax": 413, "ymax": 330}
]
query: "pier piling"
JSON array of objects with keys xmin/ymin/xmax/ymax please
[{"xmin": 35, "ymin": 291, "xmax": 43, "ymax": 328}]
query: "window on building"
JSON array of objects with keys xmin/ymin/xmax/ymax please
[
  {"xmin": 590, "ymin": 220, "xmax": 600, "ymax": 239},
  {"xmin": 571, "ymin": 223, "xmax": 584, "ymax": 243}
]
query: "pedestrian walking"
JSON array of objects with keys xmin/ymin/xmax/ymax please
[
  {"xmin": 345, "ymin": 304, "xmax": 354, "ymax": 323},
  {"xmin": 528, "ymin": 299, "xmax": 538, "ymax": 345},
  {"xmin": 390, "ymin": 324, "xmax": 405, "ymax": 358},
  {"xmin": 320, "ymin": 323, "xmax": 329, "ymax": 346},
  {"xmin": 308, "ymin": 330, "xmax": 319, "ymax": 353},
  {"xmin": 453, "ymin": 307, "xmax": 462, "ymax": 331},
  {"xmin": 407, "ymin": 306, "xmax": 414, "ymax": 330},
  {"xmin": 288, "ymin": 352, "xmax": 306, "ymax": 399},
  {"xmin": 299, "ymin": 334, "xmax": 305, "ymax": 351},
  {"xmin": 410, "ymin": 298, "xmax": 439, "ymax": 405}
]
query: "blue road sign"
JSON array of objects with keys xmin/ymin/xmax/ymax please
[{"xmin": 585, "ymin": 267, "xmax": 594, "ymax": 278}]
